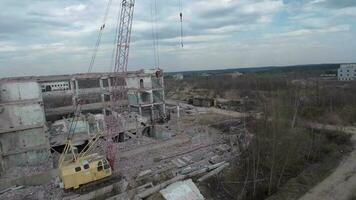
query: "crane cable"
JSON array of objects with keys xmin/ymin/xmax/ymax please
[
  {"xmin": 110, "ymin": 1, "xmax": 121, "ymax": 72},
  {"xmin": 67, "ymin": 100, "xmax": 83, "ymax": 141},
  {"xmin": 151, "ymin": 0, "xmax": 160, "ymax": 68},
  {"xmin": 179, "ymin": 0, "xmax": 184, "ymax": 48},
  {"xmin": 88, "ymin": 0, "xmax": 113, "ymax": 73}
]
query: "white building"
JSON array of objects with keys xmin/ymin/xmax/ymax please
[
  {"xmin": 173, "ymin": 73, "xmax": 184, "ymax": 80},
  {"xmin": 338, "ymin": 64, "xmax": 356, "ymax": 81}
]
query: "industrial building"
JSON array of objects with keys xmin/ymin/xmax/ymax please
[
  {"xmin": 338, "ymin": 64, "xmax": 356, "ymax": 81},
  {"xmin": 0, "ymin": 69, "xmax": 166, "ymax": 176}
]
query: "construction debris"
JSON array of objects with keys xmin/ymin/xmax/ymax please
[
  {"xmin": 197, "ymin": 162, "xmax": 230, "ymax": 182},
  {"xmin": 0, "ymin": 67, "xmax": 252, "ymax": 199},
  {"xmin": 0, "ymin": 185, "xmax": 24, "ymax": 195},
  {"xmin": 160, "ymin": 179, "xmax": 204, "ymax": 200}
]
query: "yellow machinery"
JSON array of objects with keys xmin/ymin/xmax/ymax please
[{"xmin": 58, "ymin": 119, "xmax": 112, "ymax": 189}]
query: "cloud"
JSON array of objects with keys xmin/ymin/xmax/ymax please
[
  {"xmin": 65, "ymin": 4, "xmax": 87, "ymax": 12},
  {"xmin": 266, "ymin": 24, "xmax": 351, "ymax": 38},
  {"xmin": 318, "ymin": 0, "xmax": 356, "ymax": 9},
  {"xmin": 0, "ymin": 0, "xmax": 355, "ymax": 77}
]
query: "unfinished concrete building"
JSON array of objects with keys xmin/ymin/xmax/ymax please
[
  {"xmin": 0, "ymin": 80, "xmax": 51, "ymax": 175},
  {"xmin": 0, "ymin": 69, "xmax": 166, "ymax": 176},
  {"xmin": 127, "ymin": 69, "xmax": 166, "ymax": 119}
]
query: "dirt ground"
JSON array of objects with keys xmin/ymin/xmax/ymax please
[
  {"xmin": 0, "ymin": 110, "xmax": 243, "ymax": 200},
  {"xmin": 299, "ymin": 125, "xmax": 356, "ymax": 200}
]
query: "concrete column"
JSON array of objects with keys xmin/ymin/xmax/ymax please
[
  {"xmin": 108, "ymin": 78, "xmax": 113, "ymax": 102},
  {"xmin": 162, "ymin": 104, "xmax": 166, "ymax": 117},
  {"xmin": 176, "ymin": 105, "xmax": 180, "ymax": 119},
  {"xmin": 151, "ymin": 105, "xmax": 154, "ymax": 121},
  {"xmin": 0, "ymin": 147, "xmax": 4, "ymax": 176},
  {"xmin": 161, "ymin": 90, "xmax": 165, "ymax": 102},
  {"xmin": 160, "ymin": 75, "xmax": 166, "ymax": 117},
  {"xmin": 71, "ymin": 79, "xmax": 78, "ymax": 106},
  {"xmin": 162, "ymin": 90, "xmax": 166, "ymax": 116},
  {"xmin": 160, "ymin": 76, "xmax": 164, "ymax": 88},
  {"xmin": 176, "ymin": 105, "xmax": 181, "ymax": 133},
  {"xmin": 150, "ymin": 90, "xmax": 154, "ymax": 104},
  {"xmin": 75, "ymin": 80, "xmax": 79, "ymax": 95},
  {"xmin": 99, "ymin": 79, "xmax": 105, "ymax": 103},
  {"xmin": 138, "ymin": 106, "xmax": 142, "ymax": 116},
  {"xmin": 137, "ymin": 91, "xmax": 142, "ymax": 105},
  {"xmin": 135, "ymin": 115, "xmax": 141, "ymax": 137}
]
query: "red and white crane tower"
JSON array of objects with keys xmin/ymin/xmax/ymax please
[{"xmin": 106, "ymin": 0, "xmax": 135, "ymax": 170}]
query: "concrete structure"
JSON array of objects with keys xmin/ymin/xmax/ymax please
[
  {"xmin": 0, "ymin": 69, "xmax": 166, "ymax": 177},
  {"xmin": 127, "ymin": 69, "xmax": 166, "ymax": 120},
  {"xmin": 1, "ymin": 69, "xmax": 165, "ymax": 121},
  {"xmin": 338, "ymin": 64, "xmax": 356, "ymax": 81},
  {"xmin": 0, "ymin": 80, "xmax": 50, "ymax": 175},
  {"xmin": 160, "ymin": 179, "xmax": 204, "ymax": 200}
]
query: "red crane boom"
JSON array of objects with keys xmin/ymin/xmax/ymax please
[
  {"xmin": 114, "ymin": 0, "xmax": 135, "ymax": 73},
  {"xmin": 106, "ymin": 0, "xmax": 135, "ymax": 170}
]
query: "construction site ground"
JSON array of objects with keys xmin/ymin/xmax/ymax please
[
  {"xmin": 0, "ymin": 106, "xmax": 245, "ymax": 200},
  {"xmin": 298, "ymin": 124, "xmax": 356, "ymax": 200}
]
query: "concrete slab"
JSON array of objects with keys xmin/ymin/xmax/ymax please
[{"xmin": 160, "ymin": 179, "xmax": 204, "ymax": 200}]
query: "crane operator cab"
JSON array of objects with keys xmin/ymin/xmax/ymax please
[{"xmin": 59, "ymin": 153, "xmax": 112, "ymax": 189}]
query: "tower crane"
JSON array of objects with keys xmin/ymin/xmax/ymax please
[
  {"xmin": 58, "ymin": 101, "xmax": 112, "ymax": 189},
  {"xmin": 106, "ymin": 0, "xmax": 135, "ymax": 171},
  {"xmin": 58, "ymin": 0, "xmax": 183, "ymax": 189},
  {"xmin": 58, "ymin": 0, "xmax": 136, "ymax": 189}
]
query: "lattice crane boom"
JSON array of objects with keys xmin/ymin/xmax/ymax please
[
  {"xmin": 114, "ymin": 0, "xmax": 135, "ymax": 73},
  {"xmin": 107, "ymin": 0, "xmax": 135, "ymax": 171}
]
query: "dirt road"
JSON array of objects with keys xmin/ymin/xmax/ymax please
[{"xmin": 299, "ymin": 124, "xmax": 356, "ymax": 200}]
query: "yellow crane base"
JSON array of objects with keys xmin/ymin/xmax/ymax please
[{"xmin": 59, "ymin": 154, "xmax": 112, "ymax": 189}]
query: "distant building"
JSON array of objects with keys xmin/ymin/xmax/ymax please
[
  {"xmin": 190, "ymin": 97, "xmax": 216, "ymax": 107},
  {"xmin": 228, "ymin": 72, "xmax": 243, "ymax": 78},
  {"xmin": 200, "ymin": 73, "xmax": 211, "ymax": 77},
  {"xmin": 338, "ymin": 64, "xmax": 356, "ymax": 81},
  {"xmin": 320, "ymin": 73, "xmax": 336, "ymax": 80},
  {"xmin": 173, "ymin": 73, "xmax": 184, "ymax": 80}
]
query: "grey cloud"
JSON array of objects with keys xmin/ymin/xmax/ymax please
[
  {"xmin": 319, "ymin": 0, "xmax": 356, "ymax": 9},
  {"xmin": 285, "ymin": 0, "xmax": 356, "ymax": 9},
  {"xmin": 0, "ymin": 0, "xmax": 355, "ymax": 77}
]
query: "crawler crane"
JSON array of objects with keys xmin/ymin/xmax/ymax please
[
  {"xmin": 58, "ymin": 102, "xmax": 112, "ymax": 189},
  {"xmin": 58, "ymin": 0, "xmax": 183, "ymax": 189}
]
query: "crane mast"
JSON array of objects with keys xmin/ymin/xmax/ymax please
[
  {"xmin": 106, "ymin": 0, "xmax": 135, "ymax": 170},
  {"xmin": 114, "ymin": 0, "xmax": 135, "ymax": 73}
]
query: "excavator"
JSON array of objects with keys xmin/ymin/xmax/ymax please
[{"xmin": 58, "ymin": 102, "xmax": 112, "ymax": 189}]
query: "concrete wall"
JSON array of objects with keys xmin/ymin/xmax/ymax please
[
  {"xmin": 0, "ymin": 103, "xmax": 45, "ymax": 131},
  {"xmin": 151, "ymin": 77, "xmax": 162, "ymax": 88},
  {"xmin": 0, "ymin": 81, "xmax": 41, "ymax": 102},
  {"xmin": 3, "ymin": 149, "xmax": 50, "ymax": 168},
  {"xmin": 0, "ymin": 128, "xmax": 48, "ymax": 154},
  {"xmin": 0, "ymin": 81, "xmax": 50, "ymax": 176},
  {"xmin": 127, "ymin": 76, "xmax": 152, "ymax": 89},
  {"xmin": 153, "ymin": 91, "xmax": 164, "ymax": 103},
  {"xmin": 128, "ymin": 91, "xmax": 139, "ymax": 105}
]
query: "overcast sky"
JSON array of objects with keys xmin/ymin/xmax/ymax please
[{"xmin": 0, "ymin": 0, "xmax": 355, "ymax": 77}]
